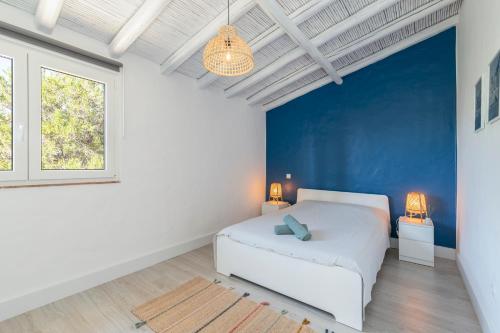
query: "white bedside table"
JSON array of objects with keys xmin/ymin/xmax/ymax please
[
  {"xmin": 261, "ymin": 201, "xmax": 290, "ymax": 215},
  {"xmin": 398, "ymin": 216, "xmax": 434, "ymax": 267}
]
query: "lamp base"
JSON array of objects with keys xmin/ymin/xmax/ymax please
[{"xmin": 405, "ymin": 216, "xmax": 425, "ymax": 224}]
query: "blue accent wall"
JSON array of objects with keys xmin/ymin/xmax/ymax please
[{"xmin": 266, "ymin": 28, "xmax": 457, "ymax": 248}]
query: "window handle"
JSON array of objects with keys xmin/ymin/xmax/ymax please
[{"xmin": 17, "ymin": 124, "xmax": 25, "ymax": 142}]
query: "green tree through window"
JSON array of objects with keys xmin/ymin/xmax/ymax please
[
  {"xmin": 0, "ymin": 56, "xmax": 12, "ymax": 171},
  {"xmin": 41, "ymin": 68, "xmax": 105, "ymax": 170}
]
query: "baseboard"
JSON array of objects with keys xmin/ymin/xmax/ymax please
[
  {"xmin": 457, "ymin": 254, "xmax": 495, "ymax": 333},
  {"xmin": 390, "ymin": 237, "xmax": 456, "ymax": 260},
  {"xmin": 0, "ymin": 232, "xmax": 215, "ymax": 322}
]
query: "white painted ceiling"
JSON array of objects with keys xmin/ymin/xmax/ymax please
[{"xmin": 0, "ymin": 0, "xmax": 462, "ymax": 110}]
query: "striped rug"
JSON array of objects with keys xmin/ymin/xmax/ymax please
[{"xmin": 132, "ymin": 276, "xmax": 316, "ymax": 333}]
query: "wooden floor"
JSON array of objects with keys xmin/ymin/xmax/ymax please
[{"xmin": 0, "ymin": 246, "xmax": 481, "ymax": 333}]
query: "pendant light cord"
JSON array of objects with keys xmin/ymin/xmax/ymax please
[{"xmin": 227, "ymin": 0, "xmax": 230, "ymax": 25}]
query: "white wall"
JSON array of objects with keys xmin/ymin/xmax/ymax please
[
  {"xmin": 0, "ymin": 4, "xmax": 266, "ymax": 320},
  {"xmin": 456, "ymin": 0, "xmax": 500, "ymax": 332}
]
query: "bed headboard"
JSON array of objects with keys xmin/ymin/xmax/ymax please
[{"xmin": 297, "ymin": 188, "xmax": 390, "ymax": 217}]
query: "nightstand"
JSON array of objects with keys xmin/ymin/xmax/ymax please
[
  {"xmin": 261, "ymin": 201, "xmax": 290, "ymax": 215},
  {"xmin": 398, "ymin": 216, "xmax": 434, "ymax": 267}
]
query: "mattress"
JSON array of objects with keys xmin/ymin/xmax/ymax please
[{"xmin": 216, "ymin": 200, "xmax": 390, "ymax": 306}]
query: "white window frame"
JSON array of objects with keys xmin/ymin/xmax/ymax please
[
  {"xmin": 28, "ymin": 50, "xmax": 118, "ymax": 180},
  {"xmin": 0, "ymin": 38, "xmax": 28, "ymax": 182},
  {"xmin": 0, "ymin": 35, "xmax": 120, "ymax": 184}
]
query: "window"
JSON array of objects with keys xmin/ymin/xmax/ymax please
[
  {"xmin": 0, "ymin": 37, "xmax": 119, "ymax": 183},
  {"xmin": 0, "ymin": 39, "xmax": 27, "ymax": 182},
  {"xmin": 0, "ymin": 56, "xmax": 13, "ymax": 171},
  {"xmin": 40, "ymin": 68, "xmax": 106, "ymax": 171}
]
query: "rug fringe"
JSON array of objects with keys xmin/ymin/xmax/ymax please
[{"xmin": 296, "ymin": 318, "xmax": 311, "ymax": 333}]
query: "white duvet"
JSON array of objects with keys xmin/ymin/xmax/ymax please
[{"xmin": 216, "ymin": 200, "xmax": 391, "ymax": 306}]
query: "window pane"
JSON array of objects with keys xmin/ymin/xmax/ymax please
[
  {"xmin": 0, "ymin": 56, "xmax": 13, "ymax": 171},
  {"xmin": 41, "ymin": 68, "xmax": 105, "ymax": 170}
]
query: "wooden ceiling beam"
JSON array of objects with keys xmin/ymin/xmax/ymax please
[
  {"xmin": 109, "ymin": 0, "xmax": 174, "ymax": 57},
  {"xmin": 35, "ymin": 0, "xmax": 64, "ymax": 33},
  {"xmin": 258, "ymin": 0, "xmax": 342, "ymax": 83}
]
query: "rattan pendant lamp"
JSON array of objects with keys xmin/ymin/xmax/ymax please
[{"xmin": 203, "ymin": 0, "xmax": 254, "ymax": 77}]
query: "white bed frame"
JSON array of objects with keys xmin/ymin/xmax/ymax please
[{"xmin": 215, "ymin": 188, "xmax": 390, "ymax": 331}]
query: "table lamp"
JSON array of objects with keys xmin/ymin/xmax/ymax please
[
  {"xmin": 405, "ymin": 192, "xmax": 428, "ymax": 222},
  {"xmin": 269, "ymin": 183, "xmax": 282, "ymax": 202}
]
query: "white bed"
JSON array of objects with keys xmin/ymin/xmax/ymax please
[{"xmin": 215, "ymin": 188, "xmax": 390, "ymax": 331}]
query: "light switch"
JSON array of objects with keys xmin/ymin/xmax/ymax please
[{"xmin": 286, "ymin": 173, "xmax": 292, "ymax": 180}]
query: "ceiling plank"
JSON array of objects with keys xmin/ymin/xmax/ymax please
[
  {"xmin": 228, "ymin": 47, "xmax": 306, "ymax": 96},
  {"xmin": 247, "ymin": 63, "xmax": 321, "ymax": 104},
  {"xmin": 197, "ymin": 0, "xmax": 336, "ymax": 88},
  {"xmin": 262, "ymin": 76, "xmax": 332, "ymax": 111},
  {"xmin": 323, "ymin": 0, "xmax": 456, "ymax": 60},
  {"xmin": 225, "ymin": 0, "xmax": 399, "ymax": 98},
  {"xmin": 109, "ymin": 0, "xmax": 174, "ymax": 57},
  {"xmin": 160, "ymin": 0, "xmax": 256, "ymax": 75},
  {"xmin": 249, "ymin": 0, "xmax": 456, "ymax": 105},
  {"xmin": 261, "ymin": 15, "xmax": 459, "ymax": 111},
  {"xmin": 257, "ymin": 0, "xmax": 342, "ymax": 84},
  {"xmin": 35, "ymin": 0, "xmax": 64, "ymax": 33}
]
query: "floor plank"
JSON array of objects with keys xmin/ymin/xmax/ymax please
[{"xmin": 0, "ymin": 247, "xmax": 481, "ymax": 333}]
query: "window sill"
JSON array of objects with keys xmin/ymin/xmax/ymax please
[{"xmin": 0, "ymin": 178, "xmax": 120, "ymax": 189}]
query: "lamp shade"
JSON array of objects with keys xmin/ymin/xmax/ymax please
[
  {"xmin": 405, "ymin": 192, "xmax": 427, "ymax": 218},
  {"xmin": 269, "ymin": 183, "xmax": 282, "ymax": 201},
  {"xmin": 203, "ymin": 25, "xmax": 254, "ymax": 77}
]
